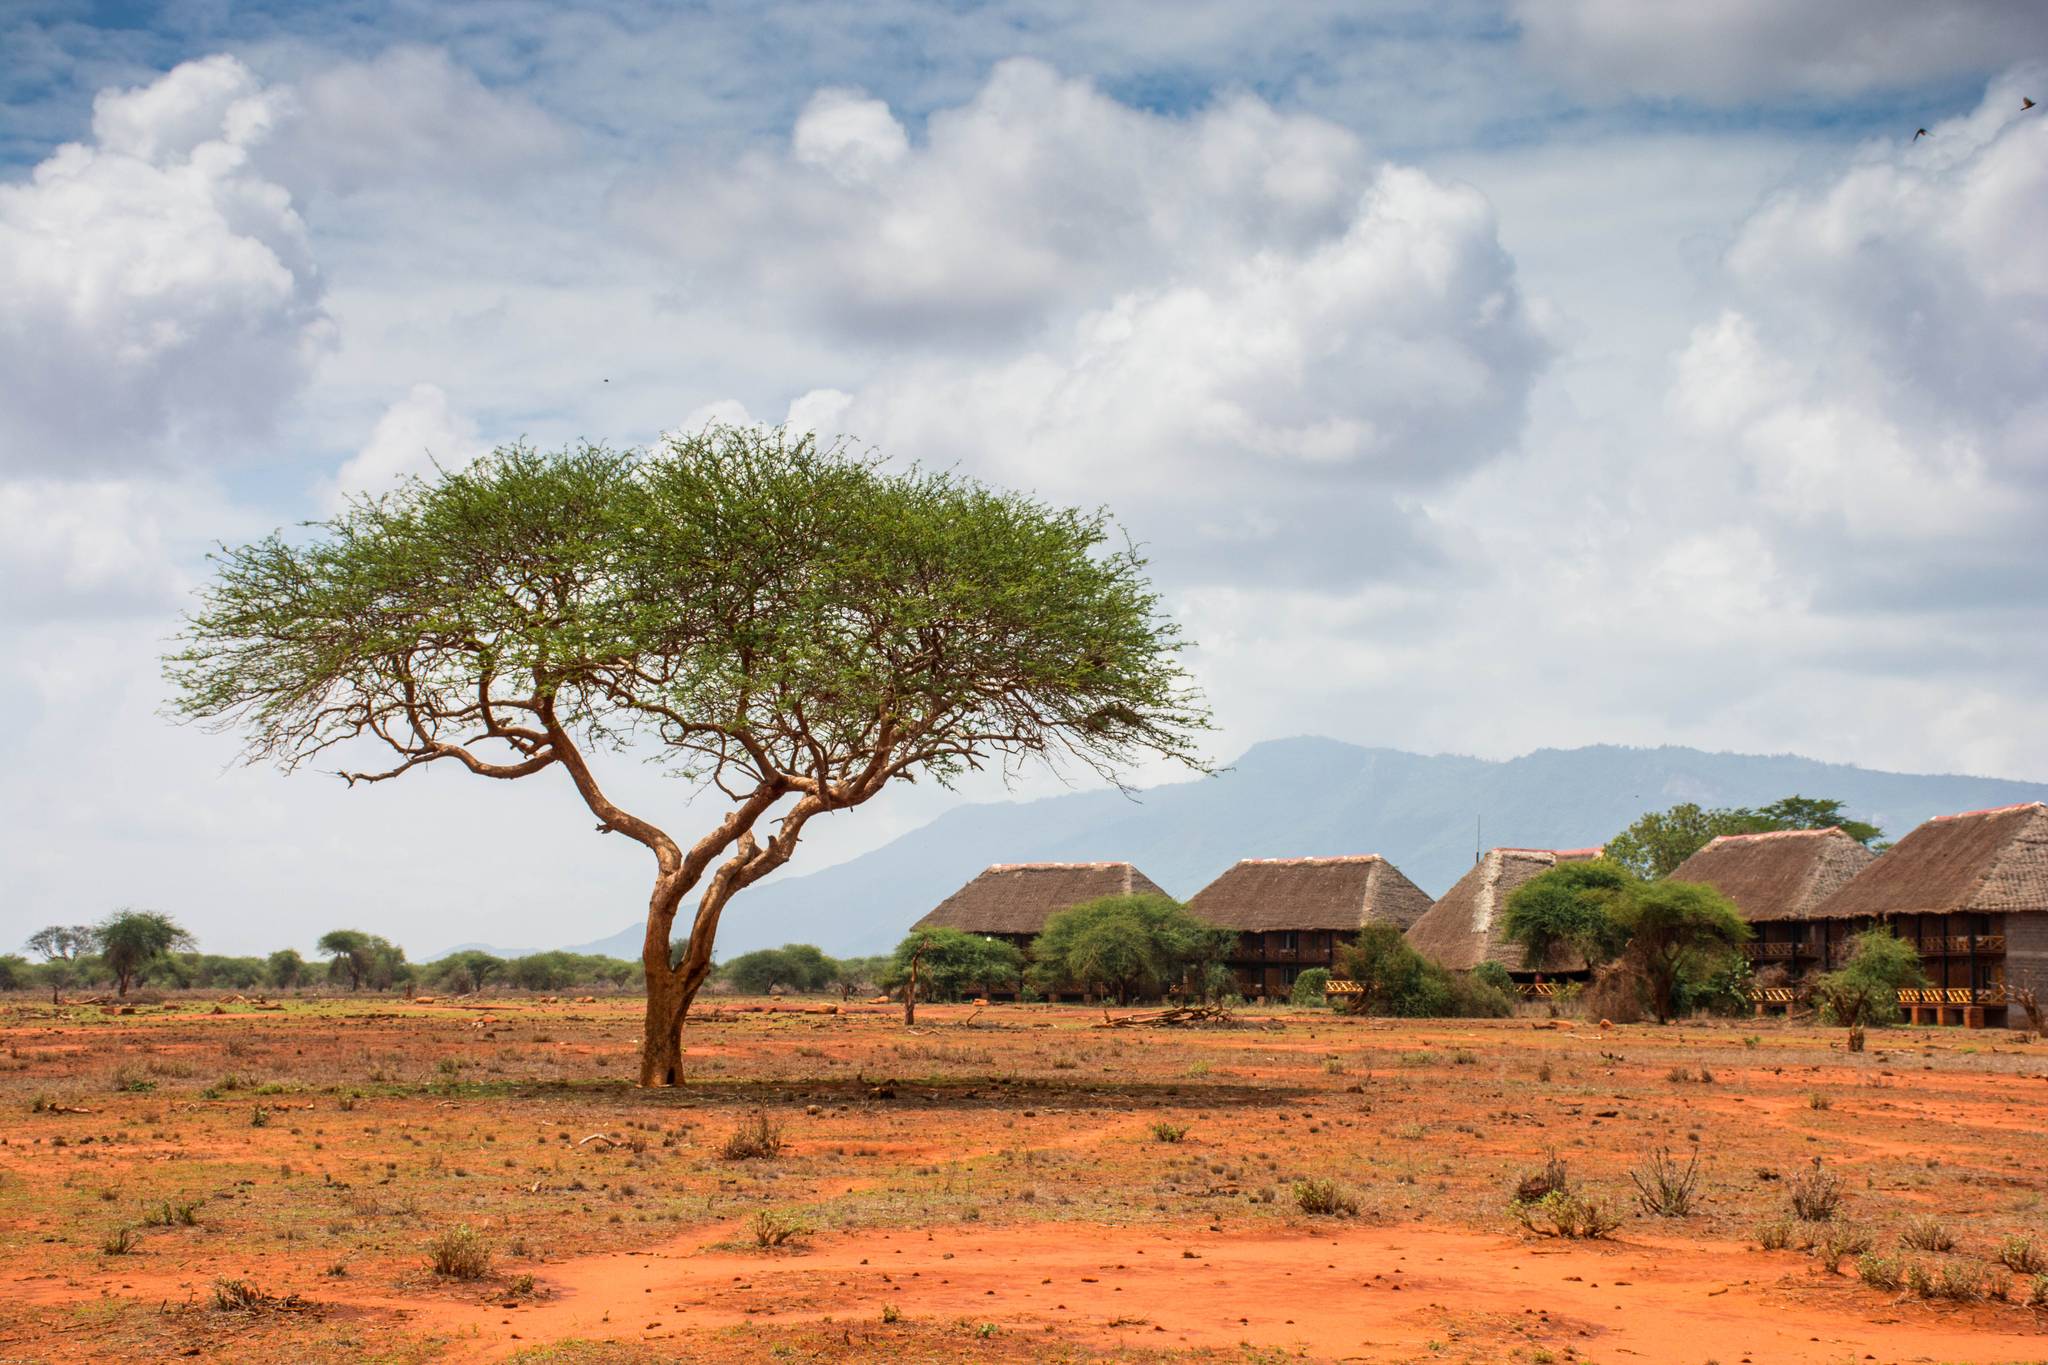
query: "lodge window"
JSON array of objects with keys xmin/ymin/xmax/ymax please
[{"xmin": 1278, "ymin": 931, "xmax": 1299, "ymax": 952}]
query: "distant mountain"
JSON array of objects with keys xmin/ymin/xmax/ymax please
[{"xmin": 455, "ymin": 738, "xmax": 2048, "ymax": 961}]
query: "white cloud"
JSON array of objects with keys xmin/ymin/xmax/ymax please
[
  {"xmin": 0, "ymin": 54, "xmax": 330, "ymax": 474},
  {"xmin": 617, "ymin": 59, "xmax": 1372, "ymax": 345},
  {"xmin": 0, "ymin": 479, "xmax": 224, "ymax": 621},
  {"xmin": 1516, "ymin": 1, "xmax": 2048, "ymax": 101},
  {"xmin": 268, "ymin": 45, "xmax": 576, "ymax": 197},
  {"xmin": 1670, "ymin": 75, "xmax": 2048, "ymax": 579},
  {"xmin": 321, "ymin": 383, "xmax": 487, "ymax": 508},
  {"xmin": 791, "ymin": 88, "xmax": 909, "ymax": 186},
  {"xmin": 633, "ymin": 65, "xmax": 1546, "ymax": 585}
]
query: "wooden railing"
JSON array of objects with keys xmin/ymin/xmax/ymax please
[
  {"xmin": 1898, "ymin": 985, "xmax": 2005, "ymax": 1006},
  {"xmin": 1913, "ymin": 935, "xmax": 2005, "ymax": 955}
]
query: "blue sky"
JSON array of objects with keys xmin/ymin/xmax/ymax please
[{"xmin": 2, "ymin": 1, "xmax": 2046, "ymax": 954}]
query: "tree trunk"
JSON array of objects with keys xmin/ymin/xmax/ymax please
[
  {"xmin": 903, "ymin": 939, "xmax": 925, "ymax": 1027},
  {"xmin": 639, "ymin": 874, "xmax": 704, "ymax": 1087}
]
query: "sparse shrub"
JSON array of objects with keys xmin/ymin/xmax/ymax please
[
  {"xmin": 1755, "ymin": 1220, "xmax": 1793, "ymax": 1251},
  {"xmin": 1808, "ymin": 1092, "xmax": 1831, "ymax": 1111},
  {"xmin": 250, "ymin": 1106, "xmax": 270, "ymax": 1128},
  {"xmin": 1899, "ymin": 1216, "xmax": 1956, "ymax": 1252},
  {"xmin": 142, "ymin": 1198, "xmax": 199, "ymax": 1228},
  {"xmin": 720, "ymin": 1111, "xmax": 785, "ymax": 1161},
  {"xmin": 1789, "ymin": 1160, "xmax": 1842, "ymax": 1222},
  {"xmin": 1514, "ymin": 1150, "xmax": 1570, "ymax": 1205},
  {"xmin": 1150, "ymin": 1121, "xmax": 1188, "ymax": 1144},
  {"xmin": 1857, "ymin": 1253, "xmax": 1903, "ymax": 1291},
  {"xmin": 100, "ymin": 1226, "xmax": 136, "ymax": 1256},
  {"xmin": 751, "ymin": 1209, "xmax": 810, "ymax": 1248},
  {"xmin": 1513, "ymin": 1189, "xmax": 1623, "ymax": 1239},
  {"xmin": 1934, "ymin": 1261, "xmax": 1981, "ymax": 1301},
  {"xmin": 1818, "ymin": 1225, "xmax": 1873, "ymax": 1273},
  {"xmin": 1629, "ymin": 1147, "xmax": 1702, "ymax": 1217},
  {"xmin": 1292, "ymin": 1178, "xmax": 1359, "ymax": 1217},
  {"xmin": 209, "ymin": 1278, "xmax": 299, "ymax": 1312},
  {"xmin": 880, "ymin": 1303, "xmax": 902, "ymax": 1323},
  {"xmin": 1536, "ymin": 1061, "xmax": 1553, "ymax": 1082},
  {"xmin": 109, "ymin": 1066, "xmax": 155, "ymax": 1094},
  {"xmin": 1998, "ymin": 1235, "xmax": 2046, "ymax": 1276},
  {"xmin": 1905, "ymin": 1261, "xmax": 1936, "ymax": 1298},
  {"xmin": 2031, "ymin": 1273, "xmax": 2048, "ymax": 1308},
  {"xmin": 428, "ymin": 1224, "xmax": 491, "ymax": 1279},
  {"xmin": 1664, "ymin": 1065, "xmax": 1691, "ymax": 1083}
]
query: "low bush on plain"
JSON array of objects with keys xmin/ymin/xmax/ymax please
[
  {"xmin": 1998, "ymin": 1235, "xmax": 2045, "ymax": 1276},
  {"xmin": 1899, "ymin": 1216, "xmax": 1956, "ymax": 1253},
  {"xmin": 1629, "ymin": 1147, "xmax": 1701, "ymax": 1217},
  {"xmin": 1788, "ymin": 1161, "xmax": 1842, "ymax": 1222},
  {"xmin": 721, "ymin": 1110, "xmax": 785, "ymax": 1161},
  {"xmin": 428, "ymin": 1225, "xmax": 491, "ymax": 1279},
  {"xmin": 1292, "ymin": 1178, "xmax": 1358, "ymax": 1217},
  {"xmin": 751, "ymin": 1210, "xmax": 810, "ymax": 1249}
]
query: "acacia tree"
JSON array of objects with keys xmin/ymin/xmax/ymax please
[
  {"xmin": 97, "ymin": 909, "xmax": 196, "ymax": 997},
  {"xmin": 169, "ymin": 429, "xmax": 1206, "ymax": 1085},
  {"xmin": 25, "ymin": 925, "xmax": 98, "ymax": 1004}
]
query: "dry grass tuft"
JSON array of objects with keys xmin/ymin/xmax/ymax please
[{"xmin": 428, "ymin": 1224, "xmax": 492, "ymax": 1279}]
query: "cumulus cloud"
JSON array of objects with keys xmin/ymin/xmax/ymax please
[
  {"xmin": 618, "ymin": 59, "xmax": 1373, "ymax": 345},
  {"xmin": 268, "ymin": 45, "xmax": 576, "ymax": 196},
  {"xmin": 1516, "ymin": 1, "xmax": 2048, "ymax": 102},
  {"xmin": 321, "ymin": 383, "xmax": 487, "ymax": 509},
  {"xmin": 0, "ymin": 54, "xmax": 331, "ymax": 475},
  {"xmin": 1669, "ymin": 75, "xmax": 2048, "ymax": 603},
  {"xmin": 646, "ymin": 64, "xmax": 1546, "ymax": 585}
]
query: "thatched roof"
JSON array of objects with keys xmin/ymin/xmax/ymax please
[
  {"xmin": 1186, "ymin": 855, "xmax": 1433, "ymax": 933},
  {"xmin": 1404, "ymin": 847, "xmax": 1601, "ymax": 974},
  {"xmin": 1667, "ymin": 827, "xmax": 1879, "ymax": 923},
  {"xmin": 912, "ymin": 862, "xmax": 1171, "ymax": 937},
  {"xmin": 1807, "ymin": 802, "xmax": 2048, "ymax": 921}
]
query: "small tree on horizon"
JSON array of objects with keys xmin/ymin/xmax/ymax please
[
  {"xmin": 25, "ymin": 925, "xmax": 98, "ymax": 1004},
  {"xmin": 169, "ymin": 429, "xmax": 1207, "ymax": 1085},
  {"xmin": 96, "ymin": 909, "xmax": 196, "ymax": 997}
]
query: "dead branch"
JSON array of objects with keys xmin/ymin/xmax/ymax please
[{"xmin": 1093, "ymin": 1003, "xmax": 1235, "ymax": 1029}]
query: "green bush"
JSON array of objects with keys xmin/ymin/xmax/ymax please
[
  {"xmin": 1289, "ymin": 967, "xmax": 1331, "ymax": 1006},
  {"xmin": 1334, "ymin": 925, "xmax": 1514, "ymax": 1018},
  {"xmin": 887, "ymin": 928, "xmax": 1025, "ymax": 1002},
  {"xmin": 1026, "ymin": 896, "xmax": 1232, "ymax": 1004},
  {"xmin": 1814, "ymin": 929, "xmax": 1927, "ymax": 1029}
]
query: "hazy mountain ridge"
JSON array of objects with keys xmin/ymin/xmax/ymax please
[{"xmin": 440, "ymin": 737, "xmax": 2048, "ymax": 960}]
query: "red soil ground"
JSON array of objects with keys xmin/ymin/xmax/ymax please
[{"xmin": 2, "ymin": 995, "xmax": 2046, "ymax": 1363}]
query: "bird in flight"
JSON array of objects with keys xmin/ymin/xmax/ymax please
[
  {"xmin": 1913, "ymin": 127, "xmax": 1929, "ymax": 140},
  {"xmin": 2025, "ymin": 97, "xmax": 2037, "ymax": 111}
]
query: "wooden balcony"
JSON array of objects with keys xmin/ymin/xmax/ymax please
[
  {"xmin": 1911, "ymin": 936, "xmax": 2005, "ymax": 955},
  {"xmin": 1898, "ymin": 986, "xmax": 2006, "ymax": 1006}
]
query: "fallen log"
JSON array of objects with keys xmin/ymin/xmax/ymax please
[{"xmin": 1093, "ymin": 1004, "xmax": 1236, "ymax": 1028}]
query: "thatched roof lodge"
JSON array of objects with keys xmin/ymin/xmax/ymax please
[
  {"xmin": 1804, "ymin": 802, "xmax": 2048, "ymax": 1026},
  {"xmin": 1668, "ymin": 827, "xmax": 1878, "ymax": 923},
  {"xmin": 912, "ymin": 862, "xmax": 1171, "ymax": 946},
  {"xmin": 1665, "ymin": 827, "xmax": 1880, "ymax": 999},
  {"xmin": 1187, "ymin": 855, "xmax": 1433, "ymax": 999},
  {"xmin": 1404, "ymin": 847, "xmax": 1602, "ymax": 977}
]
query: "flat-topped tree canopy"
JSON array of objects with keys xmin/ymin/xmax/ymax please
[
  {"xmin": 913, "ymin": 862, "xmax": 1171, "ymax": 939},
  {"xmin": 1808, "ymin": 802, "xmax": 2048, "ymax": 920},
  {"xmin": 1187, "ymin": 855, "xmax": 1432, "ymax": 933},
  {"xmin": 1667, "ymin": 827, "xmax": 1878, "ymax": 923},
  {"xmin": 1405, "ymin": 847, "xmax": 1602, "ymax": 973}
]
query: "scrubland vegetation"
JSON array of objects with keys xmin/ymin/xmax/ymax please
[{"xmin": 3, "ymin": 990, "xmax": 2048, "ymax": 1363}]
